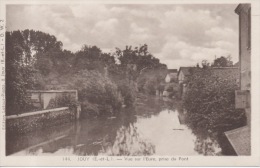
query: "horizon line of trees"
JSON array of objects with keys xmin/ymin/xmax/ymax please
[{"xmin": 197, "ymin": 55, "xmax": 236, "ymax": 69}]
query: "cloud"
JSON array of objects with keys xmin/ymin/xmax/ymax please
[
  {"xmin": 160, "ymin": 6, "xmax": 221, "ymax": 45},
  {"xmin": 90, "ymin": 18, "xmax": 119, "ymax": 45},
  {"xmin": 154, "ymin": 5, "xmax": 238, "ymax": 68},
  {"xmin": 205, "ymin": 27, "xmax": 237, "ymax": 41},
  {"xmin": 156, "ymin": 34, "xmax": 235, "ymax": 69},
  {"xmin": 6, "ymin": 4, "xmax": 239, "ymax": 69}
]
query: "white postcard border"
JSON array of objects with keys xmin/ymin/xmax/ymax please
[{"xmin": 0, "ymin": 0, "xmax": 259, "ymax": 166}]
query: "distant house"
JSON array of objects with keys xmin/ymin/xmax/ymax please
[
  {"xmin": 165, "ymin": 69, "xmax": 178, "ymax": 83},
  {"xmin": 224, "ymin": 3, "xmax": 251, "ymax": 156},
  {"xmin": 177, "ymin": 67, "xmax": 196, "ymax": 84},
  {"xmin": 177, "ymin": 67, "xmax": 197, "ymax": 98}
]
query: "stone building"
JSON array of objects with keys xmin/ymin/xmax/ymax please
[
  {"xmin": 165, "ymin": 69, "xmax": 178, "ymax": 83},
  {"xmin": 236, "ymin": 4, "xmax": 251, "ymax": 91},
  {"xmin": 27, "ymin": 90, "xmax": 78, "ymax": 109},
  {"xmin": 224, "ymin": 3, "xmax": 251, "ymax": 156},
  {"xmin": 177, "ymin": 67, "xmax": 196, "ymax": 84}
]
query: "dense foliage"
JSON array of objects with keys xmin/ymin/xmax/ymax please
[
  {"xmin": 137, "ymin": 68, "xmax": 167, "ymax": 95},
  {"xmin": 6, "ymin": 29, "xmax": 167, "ymax": 117},
  {"xmin": 48, "ymin": 94, "xmax": 80, "ymax": 110},
  {"xmin": 6, "ymin": 31, "xmax": 36, "ymax": 114},
  {"xmin": 212, "ymin": 56, "xmax": 233, "ymax": 67},
  {"xmin": 68, "ymin": 70, "xmax": 123, "ymax": 117},
  {"xmin": 183, "ymin": 68, "xmax": 246, "ymax": 133},
  {"xmin": 6, "ymin": 30, "xmax": 66, "ymax": 115}
]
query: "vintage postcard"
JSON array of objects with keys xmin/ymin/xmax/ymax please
[{"xmin": 0, "ymin": 0, "xmax": 259, "ymax": 166}]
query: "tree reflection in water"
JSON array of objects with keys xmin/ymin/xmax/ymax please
[
  {"xmin": 194, "ymin": 137, "xmax": 221, "ymax": 155},
  {"xmin": 9, "ymin": 95, "xmax": 233, "ymax": 156},
  {"xmin": 99, "ymin": 124, "xmax": 155, "ymax": 156},
  {"xmin": 189, "ymin": 126, "xmax": 222, "ymax": 156}
]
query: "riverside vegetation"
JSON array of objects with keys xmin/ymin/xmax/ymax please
[
  {"xmin": 6, "ymin": 30, "xmax": 245, "ymax": 156},
  {"xmin": 182, "ymin": 62, "xmax": 246, "ymax": 155},
  {"xmin": 6, "ymin": 30, "xmax": 167, "ymax": 117},
  {"xmin": 6, "ymin": 30, "xmax": 244, "ymax": 134}
]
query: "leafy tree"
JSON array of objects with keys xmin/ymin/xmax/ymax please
[
  {"xmin": 183, "ymin": 69, "xmax": 246, "ymax": 133},
  {"xmin": 113, "ymin": 44, "xmax": 167, "ymax": 90},
  {"xmin": 201, "ymin": 60, "xmax": 210, "ymax": 68},
  {"xmin": 6, "ymin": 30, "xmax": 167, "ymax": 118},
  {"xmin": 73, "ymin": 45, "xmax": 115, "ymax": 72},
  {"xmin": 68, "ymin": 70, "xmax": 123, "ymax": 117},
  {"xmin": 34, "ymin": 53, "xmax": 53, "ymax": 76},
  {"xmin": 34, "ymin": 49, "xmax": 74, "ymax": 76},
  {"xmin": 6, "ymin": 33, "xmax": 36, "ymax": 115},
  {"xmin": 6, "ymin": 30, "xmax": 65, "ymax": 114},
  {"xmin": 7, "ymin": 30, "xmax": 63, "ymax": 65},
  {"xmin": 212, "ymin": 56, "xmax": 233, "ymax": 67},
  {"xmin": 143, "ymin": 77, "xmax": 158, "ymax": 95},
  {"xmin": 115, "ymin": 44, "xmax": 166, "ymax": 74}
]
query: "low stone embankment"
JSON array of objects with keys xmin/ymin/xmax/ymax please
[{"xmin": 6, "ymin": 107, "xmax": 78, "ymax": 135}]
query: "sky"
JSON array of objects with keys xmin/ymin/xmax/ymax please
[{"xmin": 6, "ymin": 4, "xmax": 239, "ymax": 69}]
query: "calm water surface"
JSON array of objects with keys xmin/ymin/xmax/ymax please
[{"xmin": 7, "ymin": 95, "xmax": 222, "ymax": 156}]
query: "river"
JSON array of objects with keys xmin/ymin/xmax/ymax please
[{"xmin": 7, "ymin": 94, "xmax": 223, "ymax": 156}]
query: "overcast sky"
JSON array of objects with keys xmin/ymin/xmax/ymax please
[{"xmin": 7, "ymin": 4, "xmax": 239, "ymax": 69}]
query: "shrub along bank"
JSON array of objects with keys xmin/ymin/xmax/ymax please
[
  {"xmin": 68, "ymin": 70, "xmax": 124, "ymax": 118},
  {"xmin": 183, "ymin": 68, "xmax": 246, "ymax": 134}
]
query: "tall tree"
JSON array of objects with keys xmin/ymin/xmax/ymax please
[
  {"xmin": 6, "ymin": 30, "xmax": 64, "ymax": 114},
  {"xmin": 212, "ymin": 56, "xmax": 233, "ymax": 67},
  {"xmin": 6, "ymin": 32, "xmax": 36, "ymax": 115},
  {"xmin": 73, "ymin": 45, "xmax": 115, "ymax": 72}
]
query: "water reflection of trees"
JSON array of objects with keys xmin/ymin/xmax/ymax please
[
  {"xmin": 11, "ymin": 95, "xmax": 179, "ymax": 156},
  {"xmin": 99, "ymin": 124, "xmax": 155, "ymax": 156},
  {"xmin": 69, "ymin": 109, "xmax": 139, "ymax": 155},
  {"xmin": 186, "ymin": 119, "xmax": 222, "ymax": 156},
  {"xmin": 135, "ymin": 96, "xmax": 163, "ymax": 117},
  {"xmin": 194, "ymin": 137, "xmax": 221, "ymax": 156},
  {"xmin": 6, "ymin": 122, "xmax": 75, "ymax": 155},
  {"xmin": 188, "ymin": 120, "xmax": 236, "ymax": 156},
  {"xmin": 134, "ymin": 95, "xmax": 181, "ymax": 118},
  {"xmin": 72, "ymin": 109, "xmax": 156, "ymax": 156}
]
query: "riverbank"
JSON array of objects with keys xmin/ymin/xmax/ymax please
[
  {"xmin": 7, "ymin": 94, "xmax": 224, "ymax": 156},
  {"xmin": 6, "ymin": 106, "xmax": 80, "ymax": 135}
]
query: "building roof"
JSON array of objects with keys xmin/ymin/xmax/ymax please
[
  {"xmin": 177, "ymin": 67, "xmax": 239, "ymax": 82},
  {"xmin": 165, "ymin": 69, "xmax": 178, "ymax": 81},
  {"xmin": 224, "ymin": 126, "xmax": 250, "ymax": 155},
  {"xmin": 177, "ymin": 67, "xmax": 197, "ymax": 77},
  {"xmin": 168, "ymin": 69, "xmax": 178, "ymax": 73},
  {"xmin": 211, "ymin": 67, "xmax": 239, "ymax": 81}
]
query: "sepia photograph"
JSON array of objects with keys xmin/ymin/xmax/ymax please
[{"xmin": 0, "ymin": 0, "xmax": 259, "ymax": 166}]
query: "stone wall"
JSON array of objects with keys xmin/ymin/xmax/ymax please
[
  {"xmin": 235, "ymin": 4, "xmax": 251, "ymax": 124},
  {"xmin": 6, "ymin": 107, "xmax": 77, "ymax": 135},
  {"xmin": 235, "ymin": 4, "xmax": 251, "ymax": 91},
  {"xmin": 27, "ymin": 90, "xmax": 78, "ymax": 109}
]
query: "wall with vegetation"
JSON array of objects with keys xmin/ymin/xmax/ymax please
[
  {"xmin": 6, "ymin": 107, "xmax": 77, "ymax": 135},
  {"xmin": 27, "ymin": 90, "xmax": 78, "ymax": 109}
]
